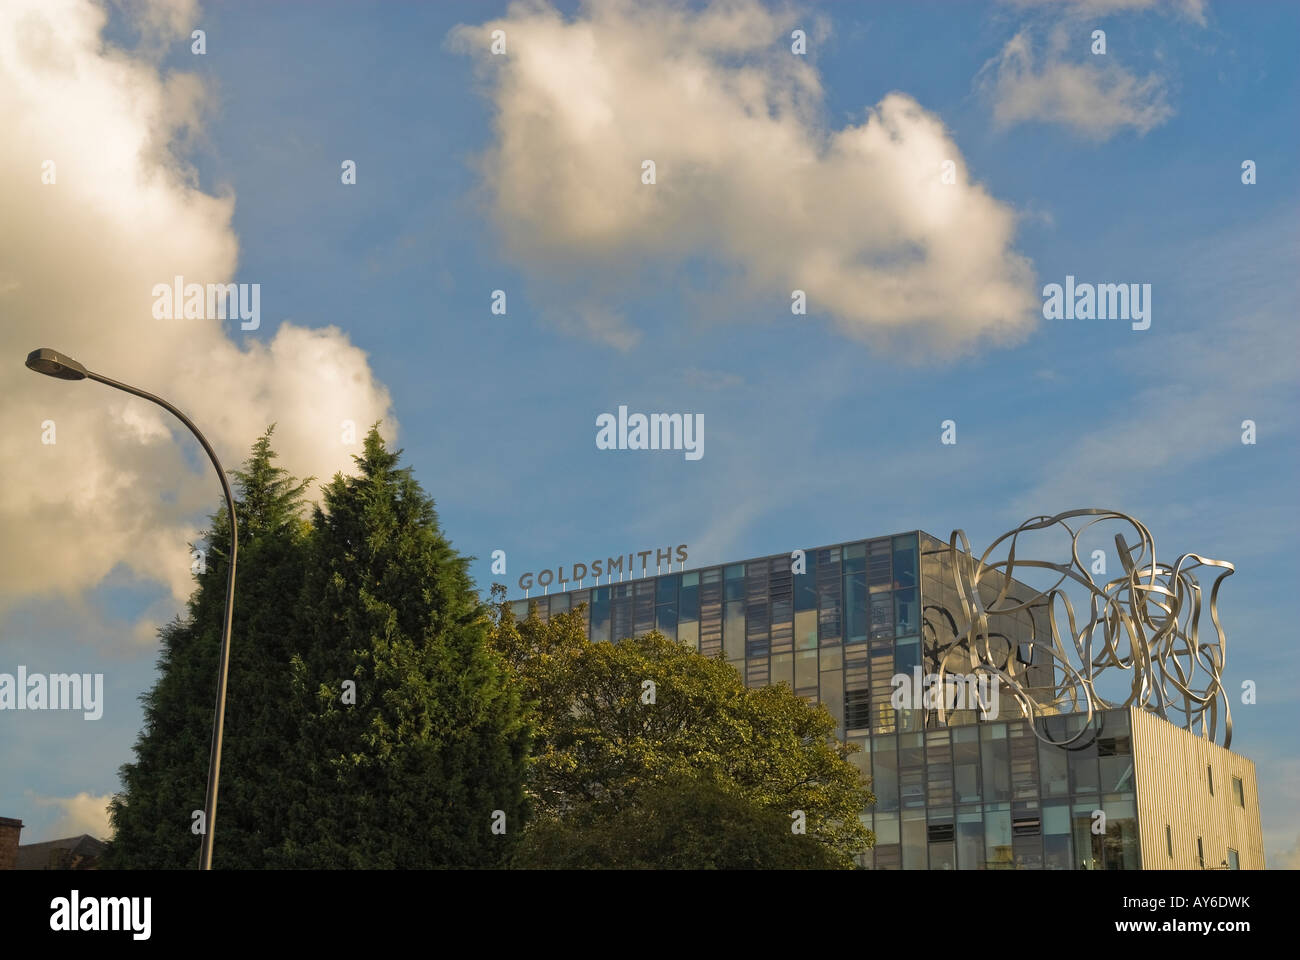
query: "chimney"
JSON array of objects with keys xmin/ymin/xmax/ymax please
[{"xmin": 0, "ymin": 818, "xmax": 22, "ymax": 870}]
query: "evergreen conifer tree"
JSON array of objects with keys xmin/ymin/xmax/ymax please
[
  {"xmin": 272, "ymin": 427, "xmax": 528, "ymax": 868},
  {"xmin": 105, "ymin": 428, "xmax": 310, "ymax": 868}
]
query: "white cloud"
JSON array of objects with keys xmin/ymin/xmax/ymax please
[
  {"xmin": 32, "ymin": 791, "xmax": 113, "ymax": 840},
  {"xmin": 452, "ymin": 0, "xmax": 1037, "ymax": 357},
  {"xmin": 0, "ymin": 0, "xmax": 395, "ymax": 613},
  {"xmin": 979, "ymin": 28, "xmax": 1173, "ymax": 139}
]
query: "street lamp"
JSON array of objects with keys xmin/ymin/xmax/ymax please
[{"xmin": 25, "ymin": 347, "xmax": 237, "ymax": 871}]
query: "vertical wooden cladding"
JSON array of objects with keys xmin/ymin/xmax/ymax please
[{"xmin": 1130, "ymin": 707, "xmax": 1264, "ymax": 869}]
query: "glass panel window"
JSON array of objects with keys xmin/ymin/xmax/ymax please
[
  {"xmin": 771, "ymin": 652, "xmax": 793, "ymax": 688},
  {"xmin": 873, "ymin": 845, "xmax": 900, "ymax": 870},
  {"xmin": 770, "ymin": 560, "xmax": 793, "ymax": 655},
  {"xmin": 724, "ymin": 564, "xmax": 745, "ymax": 601},
  {"xmin": 821, "ymin": 668, "xmax": 843, "ymax": 734},
  {"xmin": 745, "ymin": 560, "xmax": 770, "ymax": 652},
  {"xmin": 612, "ymin": 584, "xmax": 633, "ymax": 642},
  {"xmin": 1009, "ymin": 723, "xmax": 1039, "ymax": 800},
  {"xmin": 892, "ymin": 535, "xmax": 918, "ymax": 590},
  {"xmin": 1038, "ymin": 717, "xmax": 1070, "ymax": 797},
  {"xmin": 868, "ymin": 539, "xmax": 892, "ymax": 592},
  {"xmin": 844, "ymin": 688, "xmax": 870, "ymax": 733},
  {"xmin": 901, "ymin": 808, "xmax": 927, "ymax": 870},
  {"xmin": 1068, "ymin": 723, "xmax": 1100, "ymax": 795},
  {"xmin": 1098, "ymin": 720, "xmax": 1134, "ymax": 793},
  {"xmin": 816, "ymin": 549, "xmax": 842, "ymax": 645},
  {"xmin": 980, "ymin": 723, "xmax": 1012, "ymax": 803},
  {"xmin": 1233, "ymin": 776, "xmax": 1245, "ymax": 808},
  {"xmin": 1073, "ymin": 799, "xmax": 1102, "ymax": 870},
  {"xmin": 984, "ymin": 803, "xmax": 1013, "ymax": 870},
  {"xmin": 870, "ymin": 640, "xmax": 895, "ymax": 734},
  {"xmin": 699, "ymin": 570, "xmax": 722, "ymax": 657},
  {"xmin": 869, "ymin": 592, "xmax": 893, "ymax": 640},
  {"xmin": 794, "ymin": 608, "xmax": 817, "ymax": 650},
  {"xmin": 956, "ymin": 806, "xmax": 983, "ymax": 870},
  {"xmin": 1012, "ymin": 801, "xmax": 1043, "ymax": 869},
  {"xmin": 953, "ymin": 726, "xmax": 982, "ymax": 803},
  {"xmin": 589, "ymin": 587, "xmax": 611, "ymax": 644},
  {"xmin": 926, "ymin": 730, "xmax": 954, "ymax": 808},
  {"xmin": 656, "ymin": 602, "xmax": 677, "ymax": 639},
  {"xmin": 679, "ymin": 572, "xmax": 699, "ymax": 619},
  {"xmin": 677, "ymin": 619, "xmax": 699, "ymax": 651},
  {"xmin": 1099, "ymin": 796, "xmax": 1139, "ymax": 870},
  {"xmin": 848, "ymin": 736, "xmax": 870, "ymax": 787},
  {"xmin": 723, "ymin": 600, "xmax": 745, "ymax": 661},
  {"xmin": 894, "ymin": 638, "xmax": 921, "ymax": 676},
  {"xmin": 1043, "ymin": 804, "xmax": 1072, "ymax": 870},
  {"xmin": 795, "ymin": 650, "xmax": 818, "ymax": 690},
  {"xmin": 929, "ymin": 841, "xmax": 956, "ymax": 871},
  {"xmin": 899, "ymin": 732, "xmax": 925, "ymax": 766},
  {"xmin": 894, "ymin": 588, "xmax": 918, "ymax": 637},
  {"xmin": 844, "ymin": 544, "xmax": 867, "ymax": 644},
  {"xmin": 634, "ymin": 579, "xmax": 656, "ymax": 635},
  {"xmin": 894, "ymin": 639, "xmax": 922, "ymax": 733},
  {"xmin": 794, "ymin": 554, "xmax": 817, "ymax": 611},
  {"xmin": 874, "ymin": 812, "xmax": 899, "ymax": 845},
  {"xmin": 873, "ymin": 736, "xmax": 899, "ymax": 812},
  {"xmin": 1228, "ymin": 848, "xmax": 1239, "ymax": 870}
]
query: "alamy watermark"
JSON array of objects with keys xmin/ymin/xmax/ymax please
[
  {"xmin": 0, "ymin": 666, "xmax": 103, "ymax": 719},
  {"xmin": 152, "ymin": 275, "xmax": 260, "ymax": 330},
  {"xmin": 1042, "ymin": 275, "xmax": 1151, "ymax": 330},
  {"xmin": 50, "ymin": 891, "xmax": 150, "ymax": 940},
  {"xmin": 596, "ymin": 405, "xmax": 703, "ymax": 461},
  {"xmin": 890, "ymin": 668, "xmax": 999, "ymax": 719}
]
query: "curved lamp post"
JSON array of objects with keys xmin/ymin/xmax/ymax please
[{"xmin": 26, "ymin": 347, "xmax": 236, "ymax": 871}]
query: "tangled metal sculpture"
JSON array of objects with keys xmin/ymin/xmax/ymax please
[{"xmin": 927, "ymin": 509, "xmax": 1234, "ymax": 748}]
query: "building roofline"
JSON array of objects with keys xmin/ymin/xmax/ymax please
[{"xmin": 505, "ymin": 528, "xmax": 937, "ymax": 602}]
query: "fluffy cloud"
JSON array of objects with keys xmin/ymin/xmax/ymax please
[
  {"xmin": 452, "ymin": 0, "xmax": 1037, "ymax": 356},
  {"xmin": 0, "ymin": 0, "xmax": 394, "ymax": 610},
  {"xmin": 31, "ymin": 791, "xmax": 113, "ymax": 841},
  {"xmin": 979, "ymin": 27, "xmax": 1173, "ymax": 139}
]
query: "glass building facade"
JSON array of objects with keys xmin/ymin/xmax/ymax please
[{"xmin": 506, "ymin": 530, "xmax": 1180, "ymax": 870}]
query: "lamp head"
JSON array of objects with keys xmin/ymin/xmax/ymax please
[{"xmin": 25, "ymin": 348, "xmax": 88, "ymax": 381}]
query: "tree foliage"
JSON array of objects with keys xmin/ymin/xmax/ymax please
[
  {"xmin": 513, "ymin": 770, "xmax": 845, "ymax": 869},
  {"xmin": 105, "ymin": 428, "xmax": 311, "ymax": 868},
  {"xmin": 106, "ymin": 427, "xmax": 528, "ymax": 868},
  {"xmin": 270, "ymin": 428, "xmax": 528, "ymax": 868},
  {"xmin": 489, "ymin": 593, "xmax": 874, "ymax": 869}
]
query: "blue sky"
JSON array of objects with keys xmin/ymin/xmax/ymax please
[{"xmin": 2, "ymin": 0, "xmax": 1296, "ymax": 865}]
